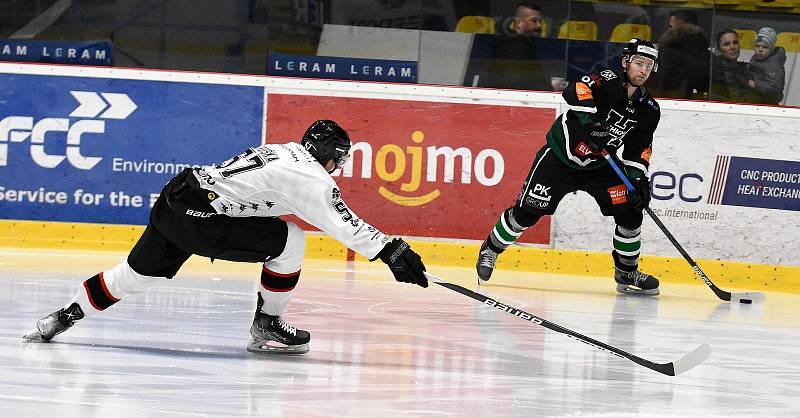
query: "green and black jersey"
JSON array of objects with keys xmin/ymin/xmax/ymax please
[{"xmin": 545, "ymin": 67, "xmax": 660, "ymax": 180}]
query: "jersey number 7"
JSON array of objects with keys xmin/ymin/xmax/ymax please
[{"xmin": 215, "ymin": 148, "xmax": 269, "ymax": 178}]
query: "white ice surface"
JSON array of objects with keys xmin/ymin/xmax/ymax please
[{"xmin": 1, "ymin": 249, "xmax": 798, "ymax": 417}]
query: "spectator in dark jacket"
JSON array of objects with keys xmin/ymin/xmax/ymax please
[
  {"xmin": 511, "ymin": 2, "xmax": 544, "ymax": 38},
  {"xmin": 748, "ymin": 27, "xmax": 786, "ymax": 104},
  {"xmin": 652, "ymin": 10, "xmax": 710, "ymax": 99},
  {"xmin": 710, "ymin": 29, "xmax": 758, "ymax": 103}
]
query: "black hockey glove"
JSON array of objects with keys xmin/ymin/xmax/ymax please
[
  {"xmin": 585, "ymin": 123, "xmax": 610, "ymax": 153},
  {"xmin": 377, "ymin": 238, "xmax": 428, "ymax": 288},
  {"xmin": 627, "ymin": 177, "xmax": 651, "ymax": 212}
]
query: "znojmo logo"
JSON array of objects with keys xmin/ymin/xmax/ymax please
[
  {"xmin": 0, "ymin": 91, "xmax": 137, "ymax": 169},
  {"xmin": 335, "ymin": 130, "xmax": 504, "ymax": 207}
]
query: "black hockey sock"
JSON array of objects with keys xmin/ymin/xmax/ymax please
[
  {"xmin": 488, "ymin": 208, "xmax": 528, "ymax": 252},
  {"xmin": 612, "ymin": 225, "xmax": 641, "ymax": 271}
]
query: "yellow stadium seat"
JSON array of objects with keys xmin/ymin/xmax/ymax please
[
  {"xmin": 729, "ymin": 0, "xmax": 758, "ymax": 10},
  {"xmin": 753, "ymin": 0, "xmax": 799, "ymax": 9},
  {"xmin": 650, "ymin": 0, "xmax": 719, "ymax": 5},
  {"xmin": 776, "ymin": 31, "xmax": 800, "ymax": 52},
  {"xmin": 736, "ymin": 29, "xmax": 757, "ymax": 49},
  {"xmin": 455, "ymin": 16, "xmax": 496, "ymax": 34},
  {"xmin": 610, "ymin": 23, "xmax": 653, "ymax": 42},
  {"xmin": 558, "ymin": 20, "xmax": 599, "ymax": 41}
]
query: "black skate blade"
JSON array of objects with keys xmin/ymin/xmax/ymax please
[
  {"xmin": 22, "ymin": 320, "xmax": 52, "ymax": 342},
  {"xmin": 616, "ymin": 284, "xmax": 660, "ymax": 296},
  {"xmin": 22, "ymin": 329, "xmax": 48, "ymax": 342},
  {"xmin": 247, "ymin": 339, "xmax": 309, "ymax": 354}
]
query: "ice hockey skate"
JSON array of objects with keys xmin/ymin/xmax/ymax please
[
  {"xmin": 614, "ymin": 268, "xmax": 660, "ymax": 296},
  {"xmin": 476, "ymin": 240, "xmax": 499, "ymax": 283},
  {"xmin": 248, "ymin": 313, "xmax": 310, "ymax": 354},
  {"xmin": 22, "ymin": 303, "xmax": 84, "ymax": 342},
  {"xmin": 247, "ymin": 294, "xmax": 310, "ymax": 354}
]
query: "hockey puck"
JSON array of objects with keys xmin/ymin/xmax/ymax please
[{"xmin": 739, "ymin": 299, "xmax": 752, "ymax": 304}]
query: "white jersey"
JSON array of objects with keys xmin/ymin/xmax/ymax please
[{"xmin": 192, "ymin": 142, "xmax": 389, "ymax": 259}]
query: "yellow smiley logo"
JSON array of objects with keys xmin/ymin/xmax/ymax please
[{"xmin": 376, "ymin": 131, "xmax": 440, "ymax": 207}]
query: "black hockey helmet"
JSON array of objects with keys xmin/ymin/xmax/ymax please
[
  {"xmin": 301, "ymin": 120, "xmax": 351, "ymax": 172},
  {"xmin": 622, "ymin": 38, "xmax": 659, "ymax": 72}
]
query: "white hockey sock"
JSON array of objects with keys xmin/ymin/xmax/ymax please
[
  {"xmin": 258, "ymin": 286, "xmax": 295, "ymax": 316},
  {"xmin": 67, "ymin": 261, "xmax": 163, "ymax": 318},
  {"xmin": 258, "ymin": 222, "xmax": 305, "ymax": 316}
]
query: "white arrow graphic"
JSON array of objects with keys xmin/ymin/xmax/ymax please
[
  {"xmin": 69, "ymin": 91, "xmax": 137, "ymax": 119},
  {"xmin": 69, "ymin": 91, "xmax": 107, "ymax": 118},
  {"xmin": 99, "ymin": 93, "xmax": 137, "ymax": 119}
]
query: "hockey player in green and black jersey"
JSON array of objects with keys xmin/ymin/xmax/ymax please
[{"xmin": 477, "ymin": 38, "xmax": 661, "ymax": 295}]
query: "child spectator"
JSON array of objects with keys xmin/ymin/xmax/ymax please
[{"xmin": 748, "ymin": 27, "xmax": 786, "ymax": 104}]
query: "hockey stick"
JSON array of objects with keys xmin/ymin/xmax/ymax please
[
  {"xmin": 424, "ymin": 272, "xmax": 711, "ymax": 376},
  {"xmin": 601, "ymin": 150, "xmax": 764, "ymax": 304}
]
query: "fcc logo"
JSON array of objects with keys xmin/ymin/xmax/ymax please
[{"xmin": 0, "ymin": 91, "xmax": 137, "ymax": 170}]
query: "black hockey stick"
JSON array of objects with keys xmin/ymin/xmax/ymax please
[
  {"xmin": 601, "ymin": 150, "xmax": 764, "ymax": 304},
  {"xmin": 424, "ymin": 272, "xmax": 711, "ymax": 376}
]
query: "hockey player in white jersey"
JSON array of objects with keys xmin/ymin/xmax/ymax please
[{"xmin": 23, "ymin": 120, "xmax": 428, "ymax": 354}]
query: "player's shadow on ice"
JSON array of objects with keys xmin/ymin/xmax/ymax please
[
  {"xmin": 484, "ymin": 282, "xmax": 709, "ymax": 303},
  {"xmin": 23, "ymin": 338, "xmax": 645, "ymax": 381},
  {"xmin": 48, "ymin": 340, "xmax": 252, "ymax": 360}
]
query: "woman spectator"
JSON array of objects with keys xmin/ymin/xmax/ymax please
[
  {"xmin": 748, "ymin": 27, "xmax": 786, "ymax": 105},
  {"xmin": 710, "ymin": 29, "xmax": 758, "ymax": 103}
]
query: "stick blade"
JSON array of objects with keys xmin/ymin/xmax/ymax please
[
  {"xmin": 730, "ymin": 292, "xmax": 765, "ymax": 304},
  {"xmin": 670, "ymin": 342, "xmax": 712, "ymax": 376}
]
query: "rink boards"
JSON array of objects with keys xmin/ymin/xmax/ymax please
[{"xmin": 0, "ymin": 62, "xmax": 798, "ymax": 292}]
